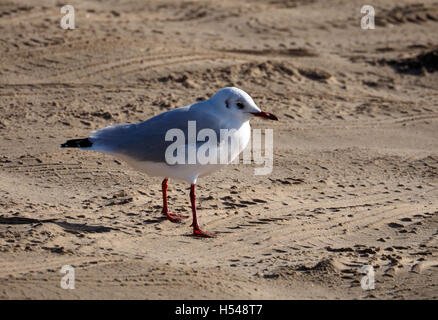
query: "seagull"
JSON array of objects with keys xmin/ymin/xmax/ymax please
[{"xmin": 61, "ymin": 87, "xmax": 278, "ymax": 237}]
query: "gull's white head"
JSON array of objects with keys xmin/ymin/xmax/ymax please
[{"xmin": 209, "ymin": 87, "xmax": 278, "ymax": 122}]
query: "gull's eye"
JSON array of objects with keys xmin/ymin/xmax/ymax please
[{"xmin": 236, "ymin": 102, "xmax": 245, "ymax": 109}]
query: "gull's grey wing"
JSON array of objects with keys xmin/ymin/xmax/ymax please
[{"xmin": 89, "ymin": 102, "xmax": 225, "ymax": 163}]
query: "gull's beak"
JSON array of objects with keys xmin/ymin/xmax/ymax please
[{"xmin": 251, "ymin": 111, "xmax": 278, "ymax": 121}]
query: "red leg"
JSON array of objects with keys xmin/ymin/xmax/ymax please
[
  {"xmin": 190, "ymin": 183, "xmax": 215, "ymax": 237},
  {"xmin": 161, "ymin": 178, "xmax": 188, "ymax": 223}
]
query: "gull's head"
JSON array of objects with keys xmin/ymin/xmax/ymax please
[{"xmin": 209, "ymin": 87, "xmax": 278, "ymax": 122}]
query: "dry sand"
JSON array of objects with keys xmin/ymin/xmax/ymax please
[{"xmin": 0, "ymin": 0, "xmax": 438, "ymax": 299}]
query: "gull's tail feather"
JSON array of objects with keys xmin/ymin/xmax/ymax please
[
  {"xmin": 60, "ymin": 138, "xmax": 93, "ymax": 148},
  {"xmin": 60, "ymin": 123, "xmax": 137, "ymax": 155}
]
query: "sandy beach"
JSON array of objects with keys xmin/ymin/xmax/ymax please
[{"xmin": 0, "ymin": 0, "xmax": 437, "ymax": 299}]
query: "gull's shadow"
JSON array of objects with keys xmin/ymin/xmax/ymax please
[
  {"xmin": 143, "ymin": 217, "xmax": 168, "ymax": 224},
  {"xmin": 0, "ymin": 216, "xmax": 114, "ymax": 233}
]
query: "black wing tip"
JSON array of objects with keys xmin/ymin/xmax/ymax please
[{"xmin": 60, "ymin": 138, "xmax": 93, "ymax": 148}]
